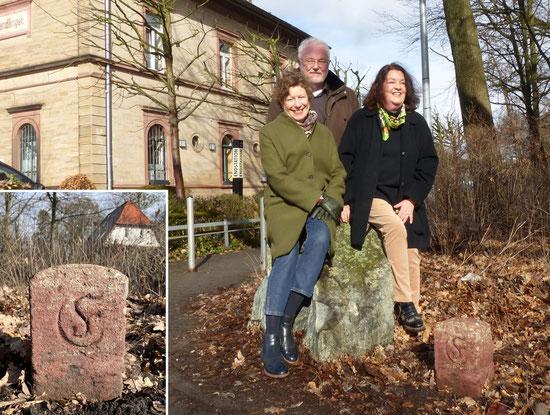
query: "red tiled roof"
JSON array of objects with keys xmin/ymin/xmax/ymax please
[{"xmin": 116, "ymin": 200, "xmax": 153, "ymax": 225}]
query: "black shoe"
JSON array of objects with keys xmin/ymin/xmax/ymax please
[
  {"xmin": 396, "ymin": 302, "xmax": 425, "ymax": 332},
  {"xmin": 260, "ymin": 334, "xmax": 288, "ymax": 378},
  {"xmin": 280, "ymin": 318, "xmax": 299, "ymax": 364}
]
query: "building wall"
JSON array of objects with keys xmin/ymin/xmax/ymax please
[
  {"xmin": 0, "ymin": 66, "xmax": 82, "ymax": 185},
  {"xmin": 106, "ymin": 225, "xmax": 160, "ymax": 247},
  {"xmin": 0, "ymin": 0, "xmax": 80, "ymax": 69},
  {"xmin": 0, "ymin": 0, "xmax": 105, "ymax": 186},
  {"xmin": 0, "ymin": 0, "xmax": 301, "ymax": 192}
]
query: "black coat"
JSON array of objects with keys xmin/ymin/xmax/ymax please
[{"xmin": 338, "ymin": 108, "xmax": 439, "ymax": 249}]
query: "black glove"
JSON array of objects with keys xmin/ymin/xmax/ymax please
[
  {"xmin": 311, "ymin": 205, "xmax": 330, "ymax": 221},
  {"xmin": 319, "ymin": 193, "xmax": 342, "ymax": 224}
]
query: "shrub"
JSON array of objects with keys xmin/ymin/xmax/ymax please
[
  {"xmin": 58, "ymin": 174, "xmax": 97, "ymax": 190},
  {"xmin": 0, "ymin": 175, "xmax": 31, "ymax": 190},
  {"xmin": 427, "ymin": 114, "xmax": 550, "ymax": 257}
]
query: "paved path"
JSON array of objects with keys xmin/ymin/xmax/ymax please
[
  {"xmin": 168, "ymin": 248, "xmax": 262, "ymax": 304},
  {"xmin": 168, "ymin": 248, "xmax": 263, "ymax": 414}
]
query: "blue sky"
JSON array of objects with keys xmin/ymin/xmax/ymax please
[{"xmin": 252, "ymin": 0, "xmax": 460, "ymax": 118}]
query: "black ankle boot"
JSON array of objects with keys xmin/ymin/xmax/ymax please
[
  {"xmin": 280, "ymin": 316, "xmax": 299, "ymax": 364},
  {"xmin": 261, "ymin": 333, "xmax": 288, "ymax": 378},
  {"xmin": 396, "ymin": 302, "xmax": 425, "ymax": 332}
]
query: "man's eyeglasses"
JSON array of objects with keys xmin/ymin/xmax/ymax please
[{"xmin": 303, "ymin": 58, "xmax": 328, "ymax": 68}]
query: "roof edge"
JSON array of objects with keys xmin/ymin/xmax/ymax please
[{"xmin": 202, "ymin": 0, "xmax": 310, "ymax": 44}]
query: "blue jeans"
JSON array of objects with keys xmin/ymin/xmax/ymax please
[{"xmin": 264, "ymin": 216, "xmax": 330, "ymax": 316}]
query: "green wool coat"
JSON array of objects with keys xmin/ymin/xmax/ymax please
[{"xmin": 260, "ymin": 112, "xmax": 346, "ymax": 259}]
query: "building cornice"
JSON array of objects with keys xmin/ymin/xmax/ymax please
[
  {"xmin": 1, "ymin": 54, "xmax": 267, "ymax": 105},
  {"xmin": 0, "ymin": 54, "xmax": 104, "ymax": 80},
  {"xmin": 6, "ymin": 103, "xmax": 42, "ymax": 114},
  {"xmin": 141, "ymin": 105, "xmax": 169, "ymax": 116}
]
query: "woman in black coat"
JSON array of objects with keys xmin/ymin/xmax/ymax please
[{"xmin": 338, "ymin": 63, "xmax": 438, "ymax": 332}]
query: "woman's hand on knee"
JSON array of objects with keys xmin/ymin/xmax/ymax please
[{"xmin": 393, "ymin": 198, "xmax": 415, "ymax": 224}]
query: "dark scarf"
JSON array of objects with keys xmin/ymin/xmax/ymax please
[{"xmin": 296, "ymin": 110, "xmax": 318, "ymax": 138}]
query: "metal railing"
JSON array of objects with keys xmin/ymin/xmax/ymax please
[{"xmin": 168, "ymin": 195, "xmax": 267, "ymax": 272}]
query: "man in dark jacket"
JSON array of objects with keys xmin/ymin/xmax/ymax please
[{"xmin": 266, "ymin": 37, "xmax": 360, "ymax": 147}]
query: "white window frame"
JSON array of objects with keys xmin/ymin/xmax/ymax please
[
  {"xmin": 19, "ymin": 123, "xmax": 38, "ymax": 182},
  {"xmin": 147, "ymin": 124, "xmax": 168, "ymax": 184},
  {"xmin": 219, "ymin": 41, "xmax": 232, "ymax": 90},
  {"xmin": 145, "ymin": 12, "xmax": 164, "ymax": 72}
]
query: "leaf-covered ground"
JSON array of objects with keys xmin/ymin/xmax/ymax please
[
  {"xmin": 0, "ymin": 287, "xmax": 166, "ymax": 414},
  {"xmin": 180, "ymin": 250, "xmax": 549, "ymax": 414}
]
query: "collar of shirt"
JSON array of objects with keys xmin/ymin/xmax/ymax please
[{"xmin": 312, "ymin": 86, "xmax": 327, "ymax": 97}]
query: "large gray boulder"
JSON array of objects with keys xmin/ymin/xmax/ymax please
[{"xmin": 250, "ymin": 223, "xmax": 394, "ymax": 361}]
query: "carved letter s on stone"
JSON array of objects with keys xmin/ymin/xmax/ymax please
[
  {"xmin": 445, "ymin": 336, "xmax": 466, "ymax": 364},
  {"xmin": 58, "ymin": 295, "xmax": 104, "ymax": 347}
]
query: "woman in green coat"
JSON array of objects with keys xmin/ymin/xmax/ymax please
[{"xmin": 260, "ymin": 70, "xmax": 346, "ymax": 378}]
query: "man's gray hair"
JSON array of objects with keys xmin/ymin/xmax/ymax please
[{"xmin": 297, "ymin": 37, "xmax": 330, "ymax": 63}]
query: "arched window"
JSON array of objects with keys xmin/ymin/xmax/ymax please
[
  {"xmin": 148, "ymin": 124, "xmax": 168, "ymax": 184},
  {"xmin": 222, "ymin": 135, "xmax": 233, "ymax": 185},
  {"xmin": 19, "ymin": 123, "xmax": 37, "ymax": 181}
]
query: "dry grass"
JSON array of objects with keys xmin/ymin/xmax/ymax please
[
  {"xmin": 428, "ymin": 116, "xmax": 550, "ymax": 259},
  {"xmin": 0, "ymin": 231, "xmax": 165, "ymax": 298}
]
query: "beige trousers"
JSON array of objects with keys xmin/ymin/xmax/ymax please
[{"xmin": 368, "ymin": 198, "xmax": 421, "ymax": 311}]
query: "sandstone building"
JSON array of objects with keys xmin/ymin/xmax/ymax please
[{"xmin": 0, "ymin": 0, "xmax": 307, "ymax": 192}]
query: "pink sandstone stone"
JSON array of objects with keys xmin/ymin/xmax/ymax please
[
  {"xmin": 30, "ymin": 264, "xmax": 128, "ymax": 401},
  {"xmin": 434, "ymin": 317, "xmax": 494, "ymax": 397}
]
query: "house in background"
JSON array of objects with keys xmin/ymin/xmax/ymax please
[
  {"xmin": 0, "ymin": 0, "xmax": 307, "ymax": 192},
  {"xmin": 93, "ymin": 200, "xmax": 160, "ymax": 248}
]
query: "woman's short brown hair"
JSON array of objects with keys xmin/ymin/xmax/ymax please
[
  {"xmin": 363, "ymin": 63, "xmax": 420, "ymax": 112},
  {"xmin": 275, "ymin": 69, "xmax": 314, "ymax": 107}
]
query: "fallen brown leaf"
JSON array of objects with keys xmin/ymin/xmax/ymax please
[
  {"xmin": 264, "ymin": 406, "xmax": 287, "ymax": 414},
  {"xmin": 306, "ymin": 381, "xmax": 320, "ymax": 395},
  {"xmin": 487, "ymin": 401, "xmax": 509, "ymax": 415},
  {"xmin": 0, "ymin": 371, "xmax": 8, "ymax": 391},
  {"xmin": 231, "ymin": 350, "xmax": 245, "ymax": 369}
]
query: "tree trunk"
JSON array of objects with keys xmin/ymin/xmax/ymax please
[
  {"xmin": 164, "ymin": 7, "xmax": 185, "ymax": 200},
  {"xmin": 443, "ymin": 0, "xmax": 499, "ymax": 233},
  {"xmin": 48, "ymin": 193, "xmax": 57, "ymax": 254},
  {"xmin": 518, "ymin": 0, "xmax": 547, "ymax": 168},
  {"xmin": 443, "ymin": 0, "xmax": 494, "ymax": 132},
  {"xmin": 2, "ymin": 193, "xmax": 12, "ymax": 240},
  {"xmin": 525, "ymin": 105, "xmax": 545, "ymax": 167},
  {"xmin": 170, "ymin": 113, "xmax": 185, "ymax": 200}
]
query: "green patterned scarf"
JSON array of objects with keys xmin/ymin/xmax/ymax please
[{"xmin": 377, "ymin": 103, "xmax": 406, "ymax": 141}]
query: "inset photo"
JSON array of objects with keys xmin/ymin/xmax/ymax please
[{"xmin": 0, "ymin": 191, "xmax": 166, "ymax": 414}]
